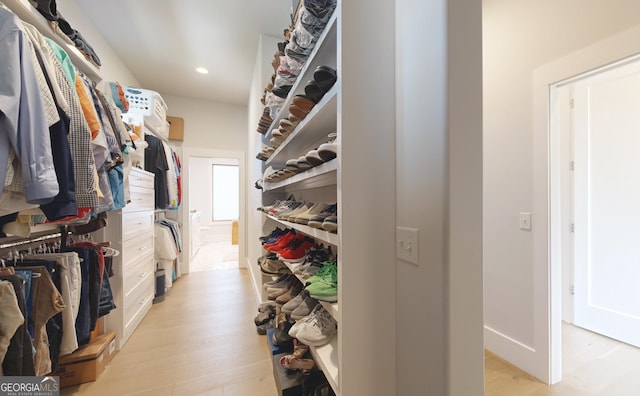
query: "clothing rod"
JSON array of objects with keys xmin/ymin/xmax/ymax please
[{"xmin": 0, "ymin": 231, "xmax": 62, "ymax": 250}]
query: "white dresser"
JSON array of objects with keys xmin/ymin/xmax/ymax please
[{"xmin": 104, "ymin": 168, "xmax": 155, "ymax": 349}]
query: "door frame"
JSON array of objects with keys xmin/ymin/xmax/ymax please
[
  {"xmin": 180, "ymin": 147, "xmax": 246, "ymax": 274},
  {"xmin": 534, "ymin": 27, "xmax": 640, "ymax": 384}
]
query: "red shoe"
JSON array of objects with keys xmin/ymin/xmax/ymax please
[
  {"xmin": 263, "ymin": 231, "xmax": 296, "ymax": 251},
  {"xmin": 279, "ymin": 238, "xmax": 315, "ymax": 261},
  {"xmin": 269, "ymin": 234, "xmax": 306, "ymax": 253}
]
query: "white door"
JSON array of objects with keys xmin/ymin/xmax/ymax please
[{"xmin": 573, "ymin": 62, "xmax": 640, "ymax": 347}]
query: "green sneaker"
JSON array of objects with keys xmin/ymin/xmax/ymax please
[
  {"xmin": 306, "ymin": 279, "xmax": 337, "ymax": 302},
  {"xmin": 305, "ymin": 261, "xmax": 337, "ymax": 302},
  {"xmin": 305, "ymin": 259, "xmax": 337, "ymax": 285}
]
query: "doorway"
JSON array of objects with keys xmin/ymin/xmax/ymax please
[
  {"xmin": 550, "ymin": 54, "xmax": 640, "ymax": 387},
  {"xmin": 187, "ymin": 156, "xmax": 241, "ymax": 272}
]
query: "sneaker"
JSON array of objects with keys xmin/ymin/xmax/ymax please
[
  {"xmin": 321, "ymin": 215, "xmax": 337, "ymax": 233},
  {"xmin": 306, "ymin": 278, "xmax": 337, "ymax": 303},
  {"xmin": 275, "ymin": 279, "xmax": 304, "ymax": 304},
  {"xmin": 290, "ymin": 293, "xmax": 320, "ymax": 321},
  {"xmin": 272, "ymin": 312, "xmax": 295, "ymax": 346},
  {"xmin": 265, "ymin": 274, "xmax": 293, "ymax": 292},
  {"xmin": 305, "ymin": 259, "xmax": 337, "ymax": 285},
  {"xmin": 294, "ymin": 245, "xmax": 334, "ymax": 275},
  {"xmin": 282, "ymin": 289, "xmax": 309, "ymax": 315},
  {"xmin": 263, "ymin": 231, "xmax": 297, "ymax": 251},
  {"xmin": 279, "ymin": 202, "xmax": 312, "ymax": 222},
  {"xmin": 254, "ymin": 303, "xmax": 276, "ymax": 325},
  {"xmin": 307, "ymin": 204, "xmax": 337, "ymax": 229},
  {"xmin": 279, "ymin": 238, "xmax": 316, "ymax": 261},
  {"xmin": 290, "ymin": 305, "xmax": 337, "ymax": 346},
  {"xmin": 263, "ymin": 273, "xmax": 290, "ymax": 289},
  {"xmin": 260, "ymin": 257, "xmax": 290, "ymax": 276},
  {"xmin": 291, "ymin": 202, "xmax": 331, "ymax": 225},
  {"xmin": 269, "ymin": 234, "xmax": 308, "ymax": 253}
]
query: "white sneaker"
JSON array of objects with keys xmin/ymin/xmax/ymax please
[{"xmin": 293, "ymin": 305, "xmax": 337, "ymax": 346}]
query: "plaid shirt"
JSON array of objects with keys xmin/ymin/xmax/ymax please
[{"xmin": 51, "ymin": 58, "xmax": 99, "ymax": 208}]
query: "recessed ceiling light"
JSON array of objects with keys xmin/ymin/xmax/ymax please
[{"xmin": 196, "ymin": 67, "xmax": 209, "ymax": 74}]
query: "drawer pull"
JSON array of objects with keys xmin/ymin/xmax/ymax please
[
  {"xmin": 139, "ymin": 272, "xmax": 147, "ymax": 278},
  {"xmin": 138, "ymin": 246, "xmax": 147, "ymax": 251}
]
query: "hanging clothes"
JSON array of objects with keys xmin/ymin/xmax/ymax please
[
  {"xmin": 25, "ymin": 252, "xmax": 81, "ymax": 356},
  {"xmin": 0, "ymin": 8, "xmax": 59, "ymax": 206},
  {"xmin": 0, "ymin": 280, "xmax": 24, "ymax": 375},
  {"xmin": 13, "ymin": 263, "xmax": 65, "ymax": 376},
  {"xmin": 0, "ymin": 274, "xmax": 35, "ymax": 376},
  {"xmin": 144, "ymin": 134, "xmax": 170, "ymax": 209}
]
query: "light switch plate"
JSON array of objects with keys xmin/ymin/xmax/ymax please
[
  {"xmin": 396, "ymin": 227, "xmax": 419, "ymax": 265},
  {"xmin": 519, "ymin": 212, "xmax": 532, "ymax": 230}
]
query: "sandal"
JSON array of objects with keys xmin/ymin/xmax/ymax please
[
  {"xmin": 304, "ymin": 80, "xmax": 324, "ymax": 103},
  {"xmin": 279, "ymin": 355, "xmax": 316, "ymax": 374},
  {"xmin": 292, "ymin": 339, "xmax": 309, "ymax": 358},
  {"xmin": 313, "ymin": 65, "xmax": 337, "ymax": 92}
]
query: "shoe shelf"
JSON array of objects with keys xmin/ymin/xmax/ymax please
[
  {"xmin": 319, "ymin": 301, "xmax": 339, "ymax": 322},
  {"xmin": 266, "ymin": 86, "xmax": 338, "ymax": 168},
  {"xmin": 310, "ymin": 336, "xmax": 339, "ymax": 394},
  {"xmin": 264, "ymin": 213, "xmax": 339, "ymax": 246},
  {"xmin": 262, "ymin": 13, "xmax": 337, "ymax": 141},
  {"xmin": 263, "ymin": 158, "xmax": 338, "ymax": 193}
]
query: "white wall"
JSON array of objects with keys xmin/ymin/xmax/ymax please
[
  {"xmin": 189, "ymin": 157, "xmax": 210, "ymax": 224},
  {"xmin": 483, "ymin": 0, "xmax": 640, "ymax": 381},
  {"xmin": 161, "ymin": 95, "xmax": 247, "ymax": 151},
  {"xmin": 62, "ymin": 0, "xmax": 140, "ymax": 86}
]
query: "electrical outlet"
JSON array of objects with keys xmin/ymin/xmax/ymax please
[{"xmin": 396, "ymin": 227, "xmax": 419, "ymax": 265}]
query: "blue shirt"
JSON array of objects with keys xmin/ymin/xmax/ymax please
[{"xmin": 0, "ymin": 9, "xmax": 59, "ymax": 204}]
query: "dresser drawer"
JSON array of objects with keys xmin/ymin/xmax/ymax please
[
  {"xmin": 124, "ymin": 185, "xmax": 154, "ymax": 212},
  {"xmin": 123, "ymin": 273, "xmax": 153, "ymax": 335},
  {"xmin": 123, "ymin": 252, "xmax": 154, "ymax": 296},
  {"xmin": 122, "ymin": 233, "xmax": 154, "ymax": 266},
  {"xmin": 128, "ymin": 168, "xmax": 154, "ymax": 189},
  {"xmin": 122, "ymin": 210, "xmax": 154, "ymax": 241}
]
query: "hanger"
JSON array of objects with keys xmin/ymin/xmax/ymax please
[{"xmin": 102, "ymin": 247, "xmax": 119, "ymax": 257}]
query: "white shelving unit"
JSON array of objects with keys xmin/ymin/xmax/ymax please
[
  {"xmin": 257, "ymin": 9, "xmax": 340, "ymax": 395},
  {"xmin": 2, "ymin": 0, "xmax": 103, "ymax": 82}
]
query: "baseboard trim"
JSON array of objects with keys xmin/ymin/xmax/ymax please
[
  {"xmin": 484, "ymin": 325, "xmax": 544, "ymax": 381},
  {"xmin": 246, "ymin": 256, "xmax": 263, "ymax": 306}
]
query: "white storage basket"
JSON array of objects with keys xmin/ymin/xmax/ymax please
[{"xmin": 123, "ymin": 87, "xmax": 168, "ymax": 134}]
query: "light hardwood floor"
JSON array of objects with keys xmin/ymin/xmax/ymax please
[
  {"xmin": 60, "ymin": 264, "xmax": 640, "ymax": 395},
  {"xmin": 61, "ymin": 269, "xmax": 278, "ymax": 396},
  {"xmin": 485, "ymin": 323, "xmax": 640, "ymax": 395}
]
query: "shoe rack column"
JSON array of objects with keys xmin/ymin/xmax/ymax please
[{"xmin": 338, "ymin": 2, "xmax": 397, "ymax": 396}]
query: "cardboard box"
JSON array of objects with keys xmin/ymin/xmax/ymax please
[
  {"xmin": 166, "ymin": 116, "xmax": 184, "ymax": 141},
  {"xmin": 56, "ymin": 332, "xmax": 117, "ymax": 388}
]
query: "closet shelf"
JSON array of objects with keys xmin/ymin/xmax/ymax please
[
  {"xmin": 3, "ymin": 0, "xmax": 103, "ymax": 82},
  {"xmin": 320, "ymin": 301, "xmax": 339, "ymax": 322},
  {"xmin": 263, "ymin": 159, "xmax": 338, "ymax": 193},
  {"xmin": 310, "ymin": 336, "xmax": 339, "ymax": 394},
  {"xmin": 264, "ymin": 214, "xmax": 339, "ymax": 246},
  {"xmin": 266, "ymin": 86, "xmax": 338, "ymax": 167}
]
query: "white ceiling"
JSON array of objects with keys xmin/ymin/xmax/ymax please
[{"xmin": 73, "ymin": 0, "xmax": 293, "ymax": 105}]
